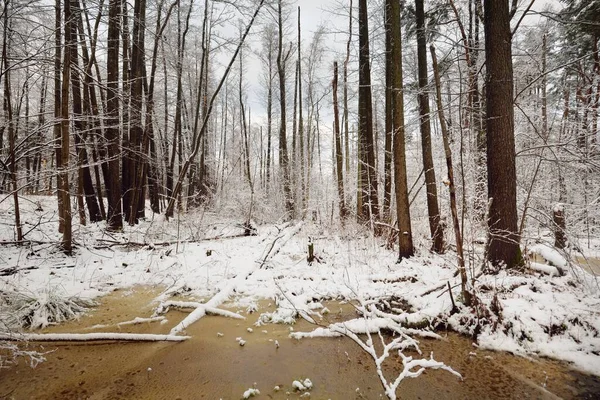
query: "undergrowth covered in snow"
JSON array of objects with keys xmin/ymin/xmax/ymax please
[{"xmin": 1, "ymin": 195, "xmax": 600, "ymax": 380}]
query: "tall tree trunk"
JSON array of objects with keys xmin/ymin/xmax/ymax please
[
  {"xmin": 54, "ymin": 0, "xmax": 64, "ymax": 233},
  {"xmin": 126, "ymin": 0, "xmax": 146, "ymax": 225},
  {"xmin": 77, "ymin": 0, "xmax": 107, "ymax": 221},
  {"xmin": 2, "ymin": 0, "xmax": 23, "ymax": 242},
  {"xmin": 357, "ymin": 0, "xmax": 379, "ymax": 226},
  {"xmin": 333, "ymin": 62, "xmax": 347, "ymax": 219},
  {"xmin": 297, "ymin": 6, "xmax": 305, "ymax": 215},
  {"xmin": 266, "ymin": 45, "xmax": 274, "ymax": 190},
  {"xmin": 106, "ymin": 0, "xmax": 123, "ymax": 231},
  {"xmin": 431, "ymin": 45, "xmax": 470, "ymax": 305},
  {"xmin": 388, "ymin": 0, "xmax": 413, "ymax": 259},
  {"xmin": 60, "ymin": 0, "xmax": 73, "ymax": 253},
  {"xmin": 277, "ymin": 0, "xmax": 293, "ymax": 218},
  {"xmin": 70, "ymin": 0, "xmax": 102, "ymax": 224},
  {"xmin": 416, "ymin": 0, "xmax": 444, "ymax": 253},
  {"xmin": 239, "ymin": 35, "xmax": 253, "ymax": 190},
  {"xmin": 383, "ymin": 0, "xmax": 392, "ymax": 223},
  {"xmin": 137, "ymin": 0, "xmax": 177, "ymax": 216},
  {"xmin": 343, "ymin": 0, "xmax": 352, "ymax": 176},
  {"xmin": 484, "ymin": 0, "xmax": 522, "ymax": 269}
]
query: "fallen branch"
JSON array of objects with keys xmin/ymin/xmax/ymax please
[
  {"xmin": 169, "ymin": 222, "xmax": 303, "ymax": 334},
  {"xmin": 117, "ymin": 316, "xmax": 166, "ymax": 327},
  {"xmin": 259, "ymin": 222, "xmax": 304, "ymax": 268},
  {"xmin": 529, "ymin": 262, "xmax": 560, "ymax": 277},
  {"xmin": 0, "ymin": 332, "xmax": 189, "ymax": 342},
  {"xmin": 95, "ymin": 233, "xmax": 253, "ymax": 248},
  {"xmin": 155, "ymin": 301, "xmax": 245, "ymax": 320},
  {"xmin": 291, "ymin": 317, "xmax": 460, "ymax": 399}
]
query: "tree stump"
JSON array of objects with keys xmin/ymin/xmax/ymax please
[{"xmin": 553, "ymin": 203, "xmax": 566, "ymax": 249}]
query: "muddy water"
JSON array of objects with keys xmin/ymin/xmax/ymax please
[
  {"xmin": 575, "ymin": 257, "xmax": 600, "ymax": 276},
  {"xmin": 1, "ymin": 287, "xmax": 599, "ymax": 399}
]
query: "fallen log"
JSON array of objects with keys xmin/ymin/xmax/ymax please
[{"xmin": 0, "ymin": 332, "xmax": 189, "ymax": 342}]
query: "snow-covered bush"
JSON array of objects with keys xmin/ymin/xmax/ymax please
[{"xmin": 0, "ymin": 287, "xmax": 94, "ymax": 330}]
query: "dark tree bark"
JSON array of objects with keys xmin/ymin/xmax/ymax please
[
  {"xmin": 126, "ymin": 0, "xmax": 147, "ymax": 225},
  {"xmin": 54, "ymin": 0, "xmax": 64, "ymax": 233},
  {"xmin": 484, "ymin": 0, "xmax": 522, "ymax": 269},
  {"xmin": 76, "ymin": 0, "xmax": 107, "ymax": 221},
  {"xmin": 333, "ymin": 62, "xmax": 347, "ymax": 220},
  {"xmin": 105, "ymin": 0, "xmax": 123, "ymax": 231},
  {"xmin": 69, "ymin": 0, "xmax": 102, "ymax": 224},
  {"xmin": 553, "ymin": 204, "xmax": 566, "ymax": 250},
  {"xmin": 383, "ymin": 0, "xmax": 392, "ymax": 223},
  {"xmin": 2, "ymin": 0, "xmax": 23, "ymax": 242},
  {"xmin": 416, "ymin": 0, "xmax": 444, "ymax": 253},
  {"xmin": 297, "ymin": 6, "xmax": 305, "ymax": 214},
  {"xmin": 239, "ymin": 32, "xmax": 253, "ymax": 190},
  {"xmin": 357, "ymin": 0, "xmax": 379, "ymax": 226},
  {"xmin": 265, "ymin": 30, "xmax": 274, "ymax": 189},
  {"xmin": 138, "ymin": 0, "xmax": 177, "ymax": 216},
  {"xmin": 387, "ymin": 0, "xmax": 413, "ymax": 259},
  {"xmin": 60, "ymin": 0, "xmax": 73, "ymax": 253},
  {"xmin": 343, "ymin": 0, "xmax": 352, "ymax": 176}
]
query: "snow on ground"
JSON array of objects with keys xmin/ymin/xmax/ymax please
[{"xmin": 1, "ymin": 195, "xmax": 600, "ymax": 376}]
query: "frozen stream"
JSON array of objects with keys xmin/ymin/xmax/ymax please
[{"xmin": 1, "ymin": 286, "xmax": 599, "ymax": 399}]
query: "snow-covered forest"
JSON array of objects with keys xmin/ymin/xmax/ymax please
[{"xmin": 1, "ymin": 0, "xmax": 600, "ymax": 398}]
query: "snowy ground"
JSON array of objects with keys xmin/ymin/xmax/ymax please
[{"xmin": 1, "ymin": 195, "xmax": 599, "ymax": 377}]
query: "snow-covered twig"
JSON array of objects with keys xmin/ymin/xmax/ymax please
[{"xmin": 116, "ymin": 316, "xmax": 166, "ymax": 327}]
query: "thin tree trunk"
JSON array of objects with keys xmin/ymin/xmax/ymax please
[
  {"xmin": 431, "ymin": 45, "xmax": 470, "ymax": 305},
  {"xmin": 276, "ymin": 0, "xmax": 293, "ymax": 218},
  {"xmin": 266, "ymin": 47, "xmax": 273, "ymax": 190},
  {"xmin": 416, "ymin": 0, "xmax": 444, "ymax": 253},
  {"xmin": 70, "ymin": 0, "xmax": 102, "ymax": 224},
  {"xmin": 164, "ymin": 0, "xmax": 265, "ymax": 218},
  {"xmin": 297, "ymin": 6, "xmax": 305, "ymax": 215},
  {"xmin": 2, "ymin": 0, "xmax": 23, "ymax": 242},
  {"xmin": 343, "ymin": 0, "xmax": 352, "ymax": 176},
  {"xmin": 333, "ymin": 62, "xmax": 347, "ymax": 219},
  {"xmin": 77, "ymin": 0, "xmax": 107, "ymax": 221}
]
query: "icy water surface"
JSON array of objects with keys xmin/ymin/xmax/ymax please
[{"xmin": 1, "ymin": 286, "xmax": 599, "ymax": 399}]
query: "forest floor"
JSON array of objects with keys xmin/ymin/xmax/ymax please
[{"xmin": 1, "ymin": 195, "xmax": 600, "ymax": 398}]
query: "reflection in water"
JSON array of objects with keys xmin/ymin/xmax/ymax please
[{"xmin": 1, "ymin": 287, "xmax": 599, "ymax": 399}]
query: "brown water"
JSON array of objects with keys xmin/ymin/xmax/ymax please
[
  {"xmin": 575, "ymin": 257, "xmax": 600, "ymax": 275},
  {"xmin": 1, "ymin": 287, "xmax": 599, "ymax": 399}
]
